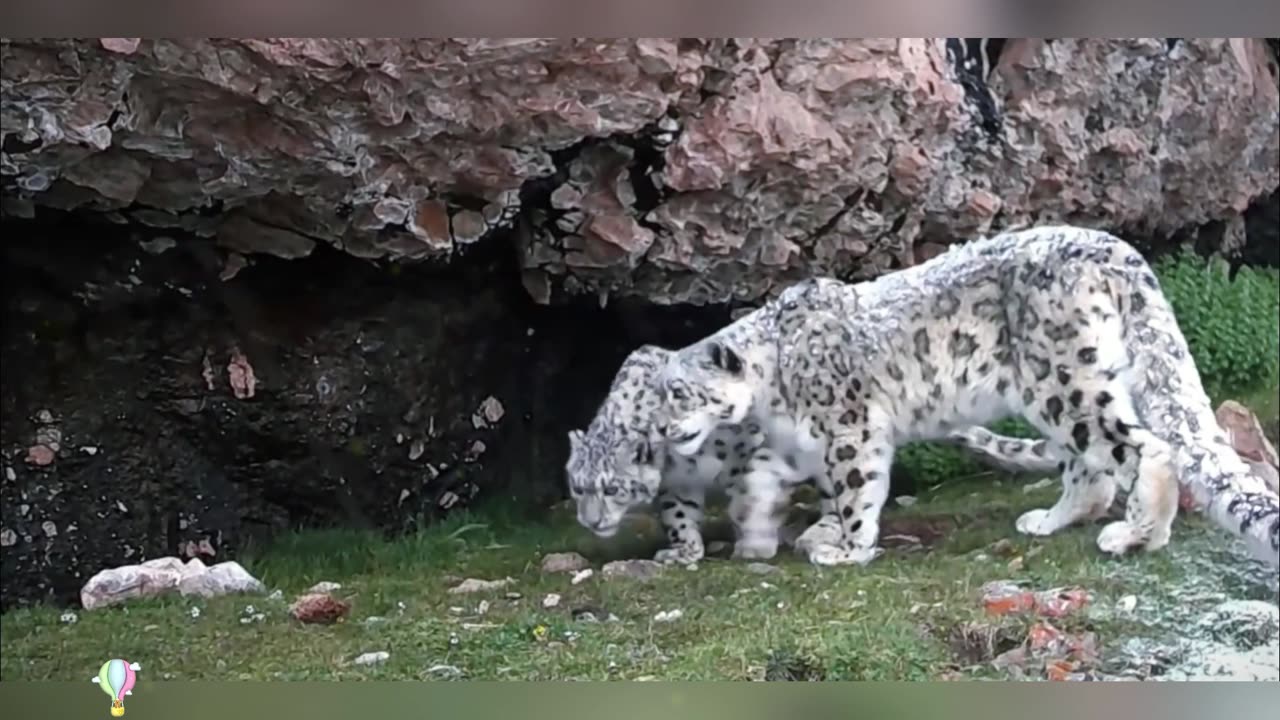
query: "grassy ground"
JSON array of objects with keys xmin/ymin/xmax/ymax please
[{"xmin": 3, "ymin": 476, "xmax": 1275, "ymax": 682}]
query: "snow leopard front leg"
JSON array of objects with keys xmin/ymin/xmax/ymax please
[
  {"xmin": 653, "ymin": 481, "xmax": 707, "ymax": 565},
  {"xmin": 726, "ymin": 446, "xmax": 799, "ymax": 560},
  {"xmin": 802, "ymin": 409, "xmax": 895, "ymax": 567}
]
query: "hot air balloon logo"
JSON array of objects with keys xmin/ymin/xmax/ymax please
[{"xmin": 91, "ymin": 659, "xmax": 140, "ymax": 716}]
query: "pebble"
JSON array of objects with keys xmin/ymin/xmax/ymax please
[
  {"xmin": 60, "ymin": 611, "xmax": 78, "ymax": 624},
  {"xmin": 895, "ymin": 495, "xmax": 918, "ymax": 507},
  {"xmin": 448, "ymin": 577, "xmax": 514, "ymax": 594},
  {"xmin": 541, "ymin": 552, "xmax": 590, "ymax": 574},
  {"xmin": 1117, "ymin": 595, "xmax": 1138, "ymax": 614},
  {"xmin": 543, "ymin": 593, "xmax": 561, "ymax": 609},
  {"xmin": 477, "ymin": 600, "xmax": 490, "ymax": 615},
  {"xmin": 305, "ymin": 581, "xmax": 342, "ymax": 594},
  {"xmin": 1023, "ymin": 478, "xmax": 1055, "ymax": 493},
  {"xmin": 601, "ymin": 559, "xmax": 663, "ymax": 582},
  {"xmin": 353, "ymin": 651, "xmax": 390, "ymax": 666},
  {"xmin": 653, "ymin": 609, "xmax": 683, "ymax": 623},
  {"xmin": 745, "ymin": 562, "xmax": 780, "ymax": 576},
  {"xmin": 570, "ymin": 569, "xmax": 594, "ymax": 585},
  {"xmin": 426, "ymin": 664, "xmax": 462, "ymax": 678}
]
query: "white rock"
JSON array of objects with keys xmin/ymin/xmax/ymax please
[
  {"xmin": 541, "ymin": 552, "xmax": 590, "ymax": 574},
  {"xmin": 305, "ymin": 581, "xmax": 342, "ymax": 594},
  {"xmin": 353, "ymin": 651, "xmax": 390, "ymax": 666},
  {"xmin": 543, "ymin": 593, "xmax": 561, "ymax": 608},
  {"xmin": 448, "ymin": 577, "xmax": 514, "ymax": 594},
  {"xmin": 653, "ymin": 609, "xmax": 683, "ymax": 623},
  {"xmin": 895, "ymin": 495, "xmax": 918, "ymax": 507},
  {"xmin": 570, "ymin": 569, "xmax": 594, "ymax": 585}
]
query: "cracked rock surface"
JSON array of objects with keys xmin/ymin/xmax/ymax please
[{"xmin": 3, "ymin": 38, "xmax": 1277, "ymax": 305}]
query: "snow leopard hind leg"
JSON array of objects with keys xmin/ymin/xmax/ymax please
[{"xmin": 1008, "ymin": 286, "xmax": 1179, "ymax": 556}]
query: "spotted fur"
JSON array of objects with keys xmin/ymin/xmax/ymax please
[
  {"xmin": 565, "ymin": 345, "xmax": 811, "ymax": 564},
  {"xmin": 654, "ymin": 225, "xmax": 1280, "ymax": 569},
  {"xmin": 567, "ymin": 345, "xmax": 1050, "ymax": 564}
]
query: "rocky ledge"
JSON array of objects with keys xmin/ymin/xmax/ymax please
[{"xmin": 3, "ymin": 38, "xmax": 1278, "ymax": 305}]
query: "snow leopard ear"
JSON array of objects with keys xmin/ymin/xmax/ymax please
[{"xmin": 707, "ymin": 341, "xmax": 744, "ymax": 375}]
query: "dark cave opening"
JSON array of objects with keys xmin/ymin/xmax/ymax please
[{"xmin": 0, "ymin": 209, "xmax": 732, "ymax": 608}]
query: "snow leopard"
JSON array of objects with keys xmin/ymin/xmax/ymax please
[{"xmin": 651, "ymin": 225, "xmax": 1279, "ymax": 569}]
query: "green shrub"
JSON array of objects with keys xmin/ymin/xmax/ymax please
[
  {"xmin": 1152, "ymin": 248, "xmax": 1280, "ymax": 401},
  {"xmin": 893, "ymin": 248, "xmax": 1279, "ymax": 487}
]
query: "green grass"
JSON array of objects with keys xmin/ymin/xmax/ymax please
[{"xmin": 3, "ymin": 480, "xmax": 1272, "ymax": 682}]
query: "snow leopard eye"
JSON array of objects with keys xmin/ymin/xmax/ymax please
[{"xmin": 602, "ymin": 485, "xmax": 620, "ymax": 497}]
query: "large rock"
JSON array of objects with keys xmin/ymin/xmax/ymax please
[{"xmin": 2, "ymin": 38, "xmax": 1277, "ymax": 305}]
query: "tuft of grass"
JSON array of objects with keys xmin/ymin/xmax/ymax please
[{"xmin": 2, "ymin": 481, "xmax": 1271, "ymax": 681}]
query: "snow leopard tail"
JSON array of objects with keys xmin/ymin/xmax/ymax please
[
  {"xmin": 944, "ymin": 426, "xmax": 1065, "ymax": 475},
  {"xmin": 1107, "ymin": 237, "xmax": 1280, "ymax": 569}
]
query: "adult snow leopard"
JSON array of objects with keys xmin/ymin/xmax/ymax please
[
  {"xmin": 652, "ymin": 225, "xmax": 1280, "ymax": 569},
  {"xmin": 565, "ymin": 341, "xmax": 1063, "ymax": 563}
]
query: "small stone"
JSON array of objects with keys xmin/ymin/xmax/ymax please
[
  {"xmin": 477, "ymin": 600, "xmax": 490, "ymax": 615},
  {"xmin": 60, "ymin": 611, "xmax": 78, "ymax": 624},
  {"xmin": 408, "ymin": 439, "xmax": 425, "ymax": 461},
  {"xmin": 745, "ymin": 562, "xmax": 780, "ymax": 576},
  {"xmin": 35, "ymin": 409, "xmax": 54, "ymax": 424},
  {"xmin": 973, "ymin": 553, "xmax": 990, "ymax": 562},
  {"xmin": 24, "ymin": 445, "xmax": 55, "ymax": 466},
  {"xmin": 4, "ymin": 466, "xmax": 15, "ymax": 481},
  {"xmin": 570, "ymin": 569, "xmax": 594, "ymax": 585},
  {"xmin": 990, "ymin": 538, "xmax": 1018, "ymax": 557},
  {"xmin": 895, "ymin": 495, "xmax": 917, "ymax": 507},
  {"xmin": 1117, "ymin": 595, "xmax": 1138, "ymax": 614},
  {"xmin": 471, "ymin": 396, "xmax": 506, "ymax": 428},
  {"xmin": 448, "ymin": 577, "xmax": 514, "ymax": 594},
  {"xmin": 363, "ymin": 616, "xmax": 387, "ymax": 626},
  {"xmin": 353, "ymin": 651, "xmax": 390, "ymax": 666},
  {"xmin": 601, "ymin": 559, "xmax": 663, "ymax": 582},
  {"xmin": 1023, "ymin": 478, "xmax": 1055, "ymax": 493},
  {"xmin": 653, "ymin": 609, "xmax": 683, "ymax": 623},
  {"xmin": 40, "ymin": 521, "xmax": 57, "ymax": 538},
  {"xmin": 80, "ymin": 446, "xmax": 99, "ymax": 455},
  {"xmin": 542, "ymin": 593, "xmax": 561, "ymax": 608},
  {"xmin": 1007, "ymin": 556, "xmax": 1025, "ymax": 572},
  {"xmin": 267, "ymin": 589, "xmax": 284, "ymax": 601},
  {"xmin": 505, "ymin": 592, "xmax": 522, "ymax": 600},
  {"xmin": 426, "ymin": 664, "xmax": 462, "ymax": 678},
  {"xmin": 305, "ymin": 581, "xmax": 342, "ymax": 594},
  {"xmin": 289, "ymin": 593, "xmax": 351, "ymax": 624},
  {"xmin": 450, "ymin": 209, "xmax": 487, "ymax": 245},
  {"xmin": 541, "ymin": 551, "xmax": 590, "ymax": 574}
]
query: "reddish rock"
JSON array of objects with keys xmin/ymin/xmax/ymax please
[{"xmin": 0, "ymin": 38, "xmax": 1274, "ymax": 304}]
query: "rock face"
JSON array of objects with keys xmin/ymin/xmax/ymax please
[{"xmin": 3, "ymin": 38, "xmax": 1278, "ymax": 306}]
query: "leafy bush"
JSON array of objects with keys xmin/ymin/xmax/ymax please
[
  {"xmin": 893, "ymin": 248, "xmax": 1279, "ymax": 487},
  {"xmin": 1152, "ymin": 249, "xmax": 1280, "ymax": 401}
]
